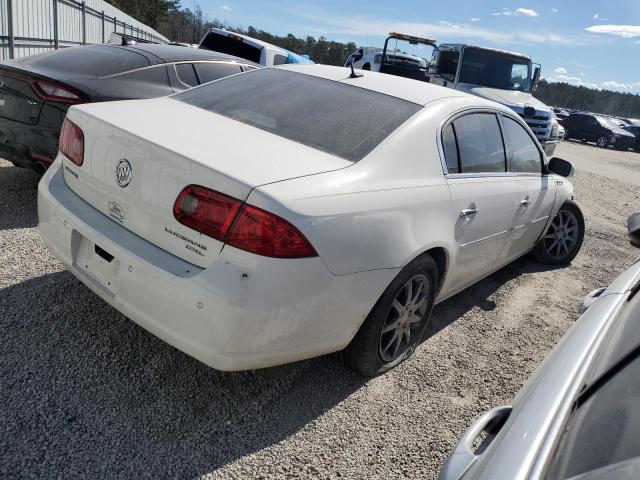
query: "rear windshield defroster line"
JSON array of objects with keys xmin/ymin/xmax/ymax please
[{"xmin": 173, "ymin": 68, "xmax": 422, "ymax": 162}]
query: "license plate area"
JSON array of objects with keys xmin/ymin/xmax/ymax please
[{"xmin": 71, "ymin": 230, "xmax": 121, "ymax": 293}]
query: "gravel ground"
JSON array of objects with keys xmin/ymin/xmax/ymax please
[{"xmin": 1, "ymin": 141, "xmax": 639, "ymax": 480}]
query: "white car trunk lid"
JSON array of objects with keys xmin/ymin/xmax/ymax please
[{"xmin": 61, "ymin": 98, "xmax": 351, "ymax": 267}]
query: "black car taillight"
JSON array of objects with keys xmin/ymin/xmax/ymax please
[
  {"xmin": 173, "ymin": 185, "xmax": 317, "ymax": 259},
  {"xmin": 59, "ymin": 118, "xmax": 84, "ymax": 166},
  {"xmin": 32, "ymin": 79, "xmax": 86, "ymax": 104}
]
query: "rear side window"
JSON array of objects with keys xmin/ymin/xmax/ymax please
[
  {"xmin": 199, "ymin": 32, "xmax": 262, "ymax": 64},
  {"xmin": 194, "ymin": 63, "xmax": 242, "ymax": 84},
  {"xmin": 451, "ymin": 113, "xmax": 506, "ymax": 173},
  {"xmin": 502, "ymin": 117, "xmax": 541, "ymax": 173},
  {"xmin": 174, "ymin": 68, "xmax": 422, "ymax": 162},
  {"xmin": 175, "ymin": 63, "xmax": 198, "ymax": 87},
  {"xmin": 442, "ymin": 124, "xmax": 460, "ymax": 173}
]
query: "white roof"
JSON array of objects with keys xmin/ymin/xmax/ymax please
[{"xmin": 279, "ymin": 64, "xmax": 489, "ymax": 107}]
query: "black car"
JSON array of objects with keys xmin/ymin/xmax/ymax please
[
  {"xmin": 563, "ymin": 112, "xmax": 636, "ymax": 150},
  {"xmin": 623, "ymin": 124, "xmax": 640, "ymax": 151},
  {"xmin": 0, "ymin": 44, "xmax": 257, "ymax": 173}
]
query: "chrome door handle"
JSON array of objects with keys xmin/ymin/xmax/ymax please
[{"xmin": 460, "ymin": 208, "xmax": 479, "ymax": 217}]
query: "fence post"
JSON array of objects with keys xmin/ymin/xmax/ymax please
[
  {"xmin": 81, "ymin": 1, "xmax": 86, "ymax": 44},
  {"xmin": 101, "ymin": 11, "xmax": 105, "ymax": 43},
  {"xmin": 7, "ymin": 0, "xmax": 15, "ymax": 59},
  {"xmin": 52, "ymin": 0, "xmax": 59, "ymax": 49}
]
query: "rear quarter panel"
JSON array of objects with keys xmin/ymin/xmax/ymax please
[{"xmin": 250, "ymin": 106, "xmax": 456, "ymax": 276}]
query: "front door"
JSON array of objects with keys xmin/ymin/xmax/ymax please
[{"xmin": 497, "ymin": 116, "xmax": 557, "ymax": 264}]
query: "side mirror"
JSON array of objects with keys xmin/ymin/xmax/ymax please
[
  {"xmin": 547, "ymin": 157, "xmax": 575, "ymax": 178},
  {"xmin": 353, "ymin": 50, "xmax": 364, "ymax": 62},
  {"xmin": 532, "ymin": 66, "xmax": 541, "ymax": 91},
  {"xmin": 629, "ymin": 212, "xmax": 640, "ymax": 248}
]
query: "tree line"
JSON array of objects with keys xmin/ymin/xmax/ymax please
[
  {"xmin": 534, "ymin": 80, "xmax": 640, "ymax": 118},
  {"xmin": 107, "ymin": 1, "xmax": 640, "ymax": 118}
]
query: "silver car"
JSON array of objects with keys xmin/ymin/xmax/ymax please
[{"xmin": 440, "ymin": 213, "xmax": 640, "ymax": 480}]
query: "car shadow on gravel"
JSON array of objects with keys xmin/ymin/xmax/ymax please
[
  {"xmin": 424, "ymin": 257, "xmax": 565, "ymax": 342},
  {"xmin": 0, "ymin": 270, "xmax": 366, "ymax": 479},
  {"xmin": 0, "ymin": 162, "xmax": 40, "ymax": 230}
]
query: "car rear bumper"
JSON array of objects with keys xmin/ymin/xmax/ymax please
[{"xmin": 38, "ymin": 160, "xmax": 398, "ymax": 370}]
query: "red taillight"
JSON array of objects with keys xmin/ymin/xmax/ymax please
[
  {"xmin": 173, "ymin": 185, "xmax": 242, "ymax": 241},
  {"xmin": 226, "ymin": 204, "xmax": 317, "ymax": 258},
  {"xmin": 59, "ymin": 118, "xmax": 84, "ymax": 166},
  {"xmin": 32, "ymin": 79, "xmax": 85, "ymax": 104},
  {"xmin": 173, "ymin": 186, "xmax": 317, "ymax": 259}
]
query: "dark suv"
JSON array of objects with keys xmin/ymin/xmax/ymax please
[
  {"xmin": 623, "ymin": 124, "xmax": 640, "ymax": 151},
  {"xmin": 563, "ymin": 113, "xmax": 636, "ymax": 150}
]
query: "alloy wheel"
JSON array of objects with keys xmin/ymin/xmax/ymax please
[
  {"xmin": 543, "ymin": 210, "xmax": 580, "ymax": 261},
  {"xmin": 378, "ymin": 274, "xmax": 429, "ymax": 363},
  {"xmin": 597, "ymin": 136, "xmax": 609, "ymax": 147}
]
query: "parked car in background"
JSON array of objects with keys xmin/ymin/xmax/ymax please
[
  {"xmin": 440, "ymin": 212, "xmax": 640, "ymax": 480},
  {"xmin": 38, "ymin": 65, "xmax": 583, "ymax": 377},
  {"xmin": 563, "ymin": 112, "xmax": 636, "ymax": 149},
  {"xmin": 623, "ymin": 124, "xmax": 640, "ymax": 151},
  {"xmin": 0, "ymin": 43, "xmax": 257, "ymax": 174},
  {"xmin": 198, "ymin": 28, "xmax": 313, "ymax": 67},
  {"xmin": 344, "ymin": 36, "xmax": 430, "ymax": 77}
]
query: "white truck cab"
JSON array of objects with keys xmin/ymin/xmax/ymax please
[
  {"xmin": 429, "ymin": 44, "xmax": 559, "ymax": 156},
  {"xmin": 199, "ymin": 28, "xmax": 314, "ymax": 67}
]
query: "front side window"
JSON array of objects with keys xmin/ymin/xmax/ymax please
[
  {"xmin": 450, "ymin": 113, "xmax": 506, "ymax": 173},
  {"xmin": 502, "ymin": 117, "xmax": 541, "ymax": 173},
  {"xmin": 438, "ymin": 50, "xmax": 459, "ymax": 81}
]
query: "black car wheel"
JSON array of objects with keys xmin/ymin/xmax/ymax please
[
  {"xmin": 531, "ymin": 201, "xmax": 585, "ymax": 265},
  {"xmin": 343, "ymin": 255, "xmax": 438, "ymax": 377},
  {"xmin": 597, "ymin": 135, "xmax": 610, "ymax": 148}
]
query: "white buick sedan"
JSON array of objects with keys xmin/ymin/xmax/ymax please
[{"xmin": 38, "ymin": 65, "xmax": 584, "ymax": 376}]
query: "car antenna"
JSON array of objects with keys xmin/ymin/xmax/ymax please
[{"xmin": 350, "ymin": 63, "xmax": 363, "ymax": 79}]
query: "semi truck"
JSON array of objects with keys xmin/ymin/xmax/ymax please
[
  {"xmin": 428, "ymin": 43, "xmax": 559, "ymax": 155},
  {"xmin": 346, "ymin": 34, "xmax": 560, "ymax": 156}
]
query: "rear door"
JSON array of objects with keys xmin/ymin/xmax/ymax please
[
  {"xmin": 442, "ymin": 111, "xmax": 518, "ymax": 293},
  {"xmin": 497, "ymin": 115, "xmax": 556, "ymax": 264}
]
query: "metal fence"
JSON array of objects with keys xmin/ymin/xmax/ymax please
[{"xmin": 0, "ymin": 0, "xmax": 169, "ymax": 60}]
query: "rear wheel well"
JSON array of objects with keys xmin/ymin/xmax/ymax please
[{"xmin": 413, "ymin": 248, "xmax": 447, "ymax": 294}]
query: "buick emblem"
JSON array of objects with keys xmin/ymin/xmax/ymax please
[{"xmin": 115, "ymin": 159, "xmax": 132, "ymax": 188}]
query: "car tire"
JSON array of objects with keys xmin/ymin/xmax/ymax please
[
  {"xmin": 362, "ymin": 63, "xmax": 371, "ymax": 70},
  {"xmin": 343, "ymin": 255, "xmax": 438, "ymax": 377},
  {"xmin": 530, "ymin": 201, "xmax": 585, "ymax": 265},
  {"xmin": 597, "ymin": 135, "xmax": 609, "ymax": 148}
]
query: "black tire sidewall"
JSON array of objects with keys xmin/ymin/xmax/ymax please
[
  {"xmin": 344, "ymin": 255, "xmax": 438, "ymax": 377},
  {"xmin": 532, "ymin": 200, "xmax": 585, "ymax": 265}
]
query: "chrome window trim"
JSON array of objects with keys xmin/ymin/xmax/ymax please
[{"xmin": 436, "ymin": 106, "xmax": 545, "ymax": 179}]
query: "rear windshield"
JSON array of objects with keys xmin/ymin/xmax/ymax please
[
  {"xmin": 199, "ymin": 32, "xmax": 262, "ymax": 64},
  {"xmin": 173, "ymin": 68, "xmax": 422, "ymax": 162}
]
